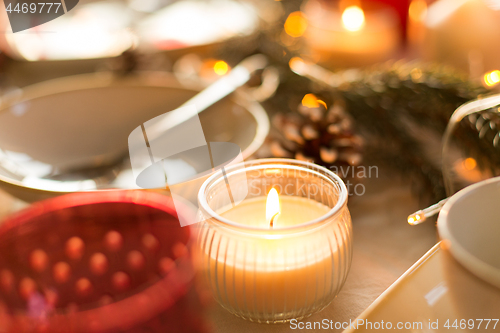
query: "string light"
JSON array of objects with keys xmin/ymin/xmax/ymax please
[
  {"xmin": 407, "ymin": 213, "xmax": 423, "ymax": 225},
  {"xmin": 213, "ymin": 60, "xmax": 229, "ymax": 76},
  {"xmin": 484, "ymin": 70, "xmax": 500, "ymax": 87},
  {"xmin": 407, "ymin": 198, "xmax": 449, "ymax": 226}
]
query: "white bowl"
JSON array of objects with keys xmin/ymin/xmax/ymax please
[
  {"xmin": 0, "ymin": 71, "xmax": 269, "ymax": 202},
  {"xmin": 438, "ymin": 176, "xmax": 500, "ymax": 289}
]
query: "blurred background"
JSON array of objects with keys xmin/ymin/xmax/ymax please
[
  {"xmin": 2, "ymin": 0, "xmax": 500, "ymax": 86},
  {"xmin": 0, "ymin": 0, "xmax": 499, "ymax": 201},
  {"xmin": 0, "ymin": 0, "xmax": 500, "ymax": 332}
]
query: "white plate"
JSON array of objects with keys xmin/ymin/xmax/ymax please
[
  {"xmin": 0, "ymin": 71, "xmax": 269, "ymax": 202},
  {"xmin": 344, "ymin": 243, "xmax": 500, "ymax": 332}
]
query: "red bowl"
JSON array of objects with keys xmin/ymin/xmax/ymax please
[{"xmin": 0, "ymin": 190, "xmax": 208, "ymax": 333}]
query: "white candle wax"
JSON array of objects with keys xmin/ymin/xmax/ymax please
[{"xmin": 201, "ymin": 196, "xmax": 345, "ymax": 317}]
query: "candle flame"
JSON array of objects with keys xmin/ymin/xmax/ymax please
[
  {"xmin": 342, "ymin": 6, "xmax": 365, "ymax": 32},
  {"xmin": 266, "ymin": 188, "xmax": 281, "ymax": 227}
]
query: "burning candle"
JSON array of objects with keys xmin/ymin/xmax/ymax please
[
  {"xmin": 196, "ymin": 159, "xmax": 352, "ymax": 323},
  {"xmin": 415, "ymin": 0, "xmax": 500, "ymax": 79},
  {"xmin": 302, "ymin": 0, "xmax": 401, "ymax": 68}
]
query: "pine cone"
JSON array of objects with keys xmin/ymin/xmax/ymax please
[{"xmin": 269, "ymin": 95, "xmax": 363, "ymax": 168}]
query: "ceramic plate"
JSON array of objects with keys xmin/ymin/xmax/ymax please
[
  {"xmin": 0, "ymin": 71, "xmax": 269, "ymax": 202},
  {"xmin": 344, "ymin": 243, "xmax": 500, "ymax": 332}
]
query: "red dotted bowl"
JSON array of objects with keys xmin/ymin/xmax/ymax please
[{"xmin": 0, "ymin": 191, "xmax": 208, "ymax": 333}]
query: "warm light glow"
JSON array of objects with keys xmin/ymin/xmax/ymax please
[
  {"xmin": 489, "ymin": 70, "xmax": 500, "ymax": 83},
  {"xmin": 411, "ymin": 68, "xmax": 423, "ymax": 81},
  {"xmin": 7, "ymin": 3, "xmax": 134, "ymax": 61},
  {"xmin": 342, "ymin": 6, "xmax": 365, "ymax": 32},
  {"xmin": 263, "ymin": 168, "xmax": 282, "ymax": 176},
  {"xmin": 409, "ymin": 0, "xmax": 428, "ymax": 22},
  {"xmin": 484, "ymin": 70, "xmax": 500, "ymax": 87},
  {"xmin": 317, "ymin": 100, "xmax": 327, "ymax": 109},
  {"xmin": 284, "ymin": 11, "xmax": 308, "ymax": 37},
  {"xmin": 407, "ymin": 213, "xmax": 423, "ymax": 225},
  {"xmin": 289, "ymin": 57, "xmax": 306, "ymax": 74},
  {"xmin": 200, "ymin": 59, "xmax": 230, "ymax": 78},
  {"xmin": 302, "ymin": 93, "xmax": 320, "ymax": 108},
  {"xmin": 266, "ymin": 188, "xmax": 281, "ymax": 226},
  {"xmin": 213, "ymin": 60, "xmax": 229, "ymax": 76},
  {"xmin": 440, "ymin": 239, "xmax": 451, "ymax": 250},
  {"xmin": 464, "ymin": 157, "xmax": 477, "ymax": 170},
  {"xmin": 139, "ymin": 0, "xmax": 258, "ymax": 50}
]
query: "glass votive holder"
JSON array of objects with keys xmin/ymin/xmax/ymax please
[{"xmin": 196, "ymin": 158, "xmax": 353, "ymax": 323}]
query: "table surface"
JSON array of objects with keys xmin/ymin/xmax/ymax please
[
  {"xmin": 0, "ymin": 172, "xmax": 438, "ymax": 333},
  {"xmin": 344, "ymin": 243, "xmax": 500, "ymax": 332}
]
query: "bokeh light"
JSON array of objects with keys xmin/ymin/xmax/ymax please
[
  {"xmin": 409, "ymin": 0, "xmax": 428, "ymax": 23},
  {"xmin": 342, "ymin": 6, "xmax": 365, "ymax": 32},
  {"xmin": 284, "ymin": 11, "xmax": 308, "ymax": 37},
  {"xmin": 213, "ymin": 60, "xmax": 229, "ymax": 76},
  {"xmin": 302, "ymin": 93, "xmax": 320, "ymax": 108},
  {"xmin": 484, "ymin": 70, "xmax": 500, "ymax": 87}
]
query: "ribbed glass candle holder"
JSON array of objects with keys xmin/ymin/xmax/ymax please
[{"xmin": 196, "ymin": 159, "xmax": 353, "ymax": 323}]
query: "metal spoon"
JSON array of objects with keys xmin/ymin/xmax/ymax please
[{"xmin": 145, "ymin": 54, "xmax": 268, "ymax": 141}]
